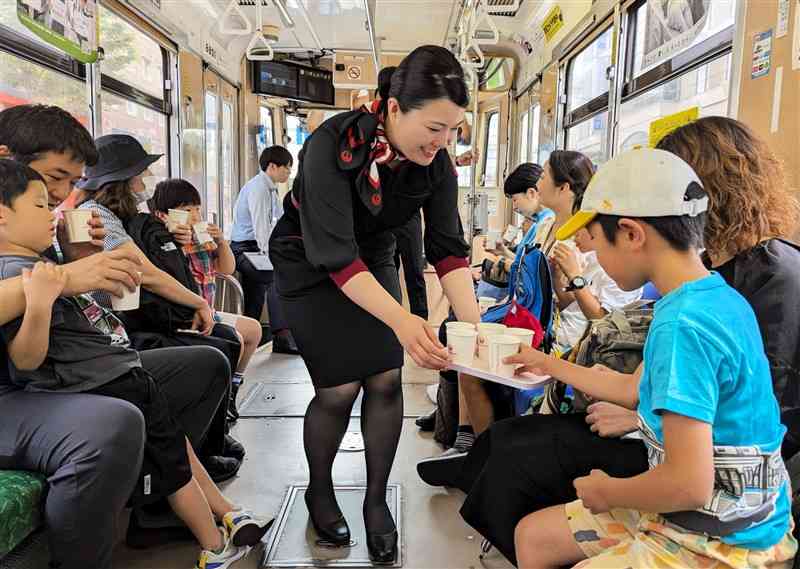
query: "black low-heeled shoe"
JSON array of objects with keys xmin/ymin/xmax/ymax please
[
  {"xmin": 304, "ymin": 492, "xmax": 351, "ymax": 546},
  {"xmin": 366, "ymin": 530, "xmax": 398, "ymax": 565}
]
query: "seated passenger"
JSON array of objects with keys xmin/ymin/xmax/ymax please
[
  {"xmin": 510, "ymin": 148, "xmax": 796, "ymax": 569},
  {"xmin": 149, "ymin": 178, "xmax": 263, "ymax": 410},
  {"xmin": 72, "ymin": 134, "xmax": 245, "ymax": 482},
  {"xmin": 448, "ymin": 116, "xmax": 800, "ymax": 567},
  {"xmin": 0, "ymin": 159, "xmax": 271, "ymax": 568}
]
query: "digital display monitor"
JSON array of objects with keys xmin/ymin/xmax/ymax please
[{"xmin": 253, "ymin": 60, "xmax": 334, "ymax": 105}]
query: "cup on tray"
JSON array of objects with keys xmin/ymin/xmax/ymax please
[
  {"xmin": 447, "ymin": 328, "xmax": 478, "ymax": 367},
  {"xmin": 488, "ymin": 335, "xmax": 521, "ymax": 377},
  {"xmin": 167, "ymin": 209, "xmax": 190, "ymax": 232},
  {"xmin": 63, "ymin": 209, "xmax": 93, "ymax": 243},
  {"xmin": 445, "ymin": 321, "xmax": 475, "ymax": 333},
  {"xmin": 476, "ymin": 322, "xmax": 506, "ymax": 360},
  {"xmin": 506, "ymin": 327, "xmax": 535, "ymax": 347}
]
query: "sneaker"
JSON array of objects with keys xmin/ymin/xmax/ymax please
[
  {"xmin": 223, "ymin": 435, "xmax": 246, "ymax": 462},
  {"xmin": 201, "ymin": 455, "xmax": 241, "ymax": 484},
  {"xmin": 222, "ymin": 509, "xmax": 275, "ymax": 547},
  {"xmin": 416, "ymin": 447, "xmax": 468, "ymax": 487},
  {"xmin": 195, "ymin": 528, "xmax": 246, "ymax": 569},
  {"xmin": 426, "ymin": 384, "xmax": 438, "ymax": 404},
  {"xmin": 415, "ymin": 408, "xmax": 436, "ymax": 432}
]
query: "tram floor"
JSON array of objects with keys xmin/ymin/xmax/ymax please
[{"xmin": 114, "ymin": 349, "xmax": 515, "ymax": 569}]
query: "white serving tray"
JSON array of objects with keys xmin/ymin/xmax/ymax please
[{"xmin": 448, "ymin": 356, "xmax": 552, "ymax": 390}]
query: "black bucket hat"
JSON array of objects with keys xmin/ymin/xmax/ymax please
[{"xmin": 77, "ymin": 134, "xmax": 162, "ymax": 191}]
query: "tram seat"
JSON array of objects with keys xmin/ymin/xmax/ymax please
[
  {"xmin": 0, "ymin": 470, "xmax": 47, "ymax": 564},
  {"xmin": 214, "ymin": 273, "xmax": 245, "ymax": 316}
]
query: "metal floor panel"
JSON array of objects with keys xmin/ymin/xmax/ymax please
[
  {"xmin": 238, "ymin": 383, "xmax": 434, "ymax": 418},
  {"xmin": 262, "ymin": 485, "xmax": 402, "ymax": 568}
]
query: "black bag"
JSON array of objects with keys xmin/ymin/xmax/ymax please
[
  {"xmin": 434, "ymin": 370, "xmax": 459, "ymax": 448},
  {"xmin": 480, "ymin": 257, "xmax": 510, "ymax": 289},
  {"xmin": 120, "ymin": 213, "xmax": 199, "ymax": 334}
]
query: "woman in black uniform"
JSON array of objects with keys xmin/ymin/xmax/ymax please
[{"xmin": 270, "ymin": 45, "xmax": 481, "ymax": 563}]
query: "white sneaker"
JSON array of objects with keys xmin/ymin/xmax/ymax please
[
  {"xmin": 426, "ymin": 384, "xmax": 438, "ymax": 404},
  {"xmin": 222, "ymin": 509, "xmax": 274, "ymax": 547},
  {"xmin": 195, "ymin": 528, "xmax": 246, "ymax": 569}
]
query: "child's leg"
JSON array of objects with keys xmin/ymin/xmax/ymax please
[
  {"xmin": 232, "ymin": 315, "xmax": 261, "ymax": 374},
  {"xmin": 515, "ymin": 505, "xmax": 586, "ymax": 569},
  {"xmin": 185, "ymin": 438, "xmax": 237, "ymax": 519},
  {"xmin": 167, "ymin": 475, "xmax": 224, "ymax": 551}
]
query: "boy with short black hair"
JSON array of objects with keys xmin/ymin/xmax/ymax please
[
  {"xmin": 508, "ymin": 148, "xmax": 796, "ymax": 568},
  {"xmin": 0, "ymin": 159, "xmax": 270, "ymax": 569}
]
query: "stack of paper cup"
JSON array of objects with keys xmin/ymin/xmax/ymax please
[
  {"xmin": 506, "ymin": 327, "xmax": 535, "ymax": 347},
  {"xmin": 167, "ymin": 209, "xmax": 190, "ymax": 232},
  {"xmin": 488, "ymin": 335, "xmax": 521, "ymax": 376},
  {"xmin": 448, "ymin": 328, "xmax": 478, "ymax": 366},
  {"xmin": 193, "ymin": 221, "xmax": 213, "ymax": 244},
  {"xmin": 478, "ymin": 296, "xmax": 496, "ymax": 314},
  {"xmin": 476, "ymin": 322, "xmax": 506, "ymax": 360},
  {"xmin": 111, "ymin": 273, "xmax": 142, "ymax": 312},
  {"xmin": 64, "ymin": 209, "xmax": 93, "ymax": 243}
]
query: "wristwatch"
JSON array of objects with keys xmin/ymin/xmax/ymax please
[{"xmin": 564, "ymin": 275, "xmax": 588, "ymax": 292}]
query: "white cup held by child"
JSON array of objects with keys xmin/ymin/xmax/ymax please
[
  {"xmin": 64, "ymin": 209, "xmax": 93, "ymax": 243},
  {"xmin": 167, "ymin": 209, "xmax": 190, "ymax": 232},
  {"xmin": 506, "ymin": 327, "xmax": 535, "ymax": 347},
  {"xmin": 193, "ymin": 221, "xmax": 213, "ymax": 244},
  {"xmin": 488, "ymin": 335, "xmax": 521, "ymax": 376}
]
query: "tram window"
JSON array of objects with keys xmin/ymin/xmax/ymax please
[
  {"xmin": 258, "ymin": 106, "xmax": 274, "ymax": 156},
  {"xmin": 0, "ymin": 1, "xmax": 58, "ymax": 51},
  {"xmin": 530, "ymin": 104, "xmax": 541, "ymax": 162},
  {"xmin": 456, "ymin": 112, "xmax": 473, "ymax": 187},
  {"xmin": 566, "ymin": 27, "xmax": 613, "ymax": 113},
  {"xmin": 518, "ymin": 110, "xmax": 529, "ymax": 163},
  {"xmin": 631, "ymin": 0, "xmax": 736, "ymax": 78},
  {"xmin": 205, "ymin": 91, "xmax": 220, "ymax": 219},
  {"xmin": 221, "ymin": 101, "xmax": 235, "ymax": 235},
  {"xmin": 0, "ymin": 51, "xmax": 87, "ymax": 120},
  {"xmin": 99, "ymin": 7, "xmax": 165, "ymax": 99},
  {"xmin": 481, "ymin": 112, "xmax": 499, "ymax": 188},
  {"xmin": 566, "ymin": 112, "xmax": 608, "ymax": 165},
  {"xmin": 101, "ymin": 91, "xmax": 168, "ymax": 179},
  {"xmin": 617, "ymin": 53, "xmax": 731, "ymax": 152},
  {"xmin": 286, "ymin": 114, "xmax": 308, "ymax": 179}
]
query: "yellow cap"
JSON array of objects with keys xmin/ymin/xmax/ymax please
[{"xmin": 555, "ymin": 210, "xmax": 597, "ymax": 241}]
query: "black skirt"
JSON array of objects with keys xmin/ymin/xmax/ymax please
[{"xmin": 272, "ymin": 237, "xmax": 404, "ymax": 388}]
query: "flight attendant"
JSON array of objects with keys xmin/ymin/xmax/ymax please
[{"xmin": 269, "ymin": 45, "xmax": 480, "ymax": 563}]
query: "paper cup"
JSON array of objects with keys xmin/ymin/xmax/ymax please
[
  {"xmin": 478, "ymin": 296, "xmax": 496, "ymax": 314},
  {"xmin": 488, "ymin": 335, "xmax": 521, "ymax": 376},
  {"xmin": 64, "ymin": 209, "xmax": 93, "ymax": 243},
  {"xmin": 506, "ymin": 327, "xmax": 535, "ymax": 347},
  {"xmin": 487, "ymin": 230, "xmax": 501, "ymax": 249},
  {"xmin": 445, "ymin": 321, "xmax": 476, "ymax": 332},
  {"xmin": 448, "ymin": 328, "xmax": 478, "ymax": 367},
  {"xmin": 503, "ymin": 225, "xmax": 520, "ymax": 243},
  {"xmin": 193, "ymin": 221, "xmax": 213, "ymax": 244},
  {"xmin": 476, "ymin": 322, "xmax": 506, "ymax": 359},
  {"xmin": 167, "ymin": 209, "xmax": 190, "ymax": 231},
  {"xmin": 111, "ymin": 283, "xmax": 141, "ymax": 311}
]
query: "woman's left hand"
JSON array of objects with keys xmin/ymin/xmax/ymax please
[
  {"xmin": 207, "ymin": 223, "xmax": 223, "ymax": 243},
  {"xmin": 550, "ymin": 243, "xmax": 582, "ymax": 280}
]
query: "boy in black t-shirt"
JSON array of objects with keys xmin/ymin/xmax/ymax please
[{"xmin": 0, "ymin": 159, "xmax": 269, "ymax": 569}]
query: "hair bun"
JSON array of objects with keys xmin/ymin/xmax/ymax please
[{"xmin": 377, "ymin": 66, "xmax": 397, "ymax": 100}]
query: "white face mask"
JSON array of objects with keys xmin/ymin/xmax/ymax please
[{"xmin": 135, "ymin": 176, "xmax": 159, "ymax": 204}]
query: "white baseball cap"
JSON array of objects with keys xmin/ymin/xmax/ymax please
[{"xmin": 556, "ymin": 148, "xmax": 707, "ymax": 241}]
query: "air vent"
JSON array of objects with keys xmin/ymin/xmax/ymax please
[{"xmin": 486, "ymin": 0, "xmax": 523, "ymax": 17}]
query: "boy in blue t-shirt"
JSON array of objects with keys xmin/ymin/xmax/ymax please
[{"xmin": 507, "ymin": 148, "xmax": 796, "ymax": 568}]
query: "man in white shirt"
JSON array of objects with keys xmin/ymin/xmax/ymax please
[{"xmin": 231, "ymin": 145, "xmax": 298, "ymax": 353}]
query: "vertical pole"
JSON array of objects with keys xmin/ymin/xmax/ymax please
[{"xmin": 467, "ymin": 69, "xmax": 480, "ymax": 239}]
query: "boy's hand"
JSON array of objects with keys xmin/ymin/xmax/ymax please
[
  {"xmin": 22, "ymin": 262, "xmax": 67, "ymax": 307},
  {"xmin": 57, "ymin": 209, "xmax": 106, "ymax": 261},
  {"xmin": 504, "ymin": 344, "xmax": 551, "ymax": 375},
  {"xmin": 550, "ymin": 243, "xmax": 582, "ymax": 280},
  {"xmin": 574, "ymin": 469, "xmax": 613, "ymax": 514},
  {"xmin": 170, "ymin": 223, "xmax": 193, "ymax": 246},
  {"xmin": 586, "ymin": 402, "xmax": 639, "ymax": 438},
  {"xmin": 207, "ymin": 223, "xmax": 223, "ymax": 243}
]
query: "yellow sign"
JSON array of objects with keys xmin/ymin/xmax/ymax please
[
  {"xmin": 541, "ymin": 5, "xmax": 564, "ymax": 43},
  {"xmin": 648, "ymin": 107, "xmax": 700, "ymax": 148}
]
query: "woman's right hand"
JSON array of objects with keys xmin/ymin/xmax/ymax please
[
  {"xmin": 393, "ymin": 313, "xmax": 451, "ymax": 370},
  {"xmin": 170, "ymin": 223, "xmax": 193, "ymax": 246}
]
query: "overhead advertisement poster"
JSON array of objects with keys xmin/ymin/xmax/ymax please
[
  {"xmin": 16, "ymin": 0, "xmax": 99, "ymax": 64},
  {"xmin": 643, "ymin": 0, "xmax": 710, "ymax": 69}
]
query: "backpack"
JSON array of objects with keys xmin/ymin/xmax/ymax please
[
  {"xmin": 543, "ymin": 300, "xmax": 654, "ymax": 414},
  {"xmin": 120, "ymin": 213, "xmax": 199, "ymax": 334}
]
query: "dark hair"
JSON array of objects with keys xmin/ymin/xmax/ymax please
[
  {"xmin": 656, "ymin": 116, "xmax": 798, "ymax": 257},
  {"xmin": 259, "ymin": 145, "xmax": 293, "ymax": 172},
  {"xmin": 547, "ymin": 150, "xmax": 595, "ymax": 212},
  {"xmin": 592, "ymin": 181, "xmax": 708, "ymax": 251},
  {"xmin": 91, "ymin": 180, "xmax": 139, "ymax": 223},
  {"xmin": 378, "ymin": 45, "xmax": 469, "ymax": 113},
  {"xmin": 375, "ymin": 66, "xmax": 397, "ymax": 97},
  {"xmin": 150, "ymin": 178, "xmax": 202, "ymax": 213},
  {"xmin": 0, "ymin": 159, "xmax": 45, "ymax": 208},
  {"xmin": 504, "ymin": 163, "xmax": 543, "ymax": 196},
  {"xmin": 0, "ymin": 105, "xmax": 98, "ymax": 166}
]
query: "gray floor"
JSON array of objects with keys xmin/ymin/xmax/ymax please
[{"xmin": 114, "ymin": 348, "xmax": 515, "ymax": 569}]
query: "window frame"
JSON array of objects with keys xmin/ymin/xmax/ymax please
[
  {"xmin": 480, "ymin": 110, "xmax": 500, "ymax": 188},
  {"xmin": 562, "ymin": 24, "xmax": 614, "ymax": 129},
  {"xmin": 0, "ymin": 21, "xmax": 85, "ymax": 81}
]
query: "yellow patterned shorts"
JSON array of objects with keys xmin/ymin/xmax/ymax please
[{"xmin": 566, "ymin": 500, "xmax": 798, "ymax": 568}]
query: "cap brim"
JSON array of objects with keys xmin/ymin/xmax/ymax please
[
  {"xmin": 555, "ymin": 211, "xmax": 597, "ymax": 241},
  {"xmin": 77, "ymin": 154, "xmax": 163, "ymax": 191}
]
